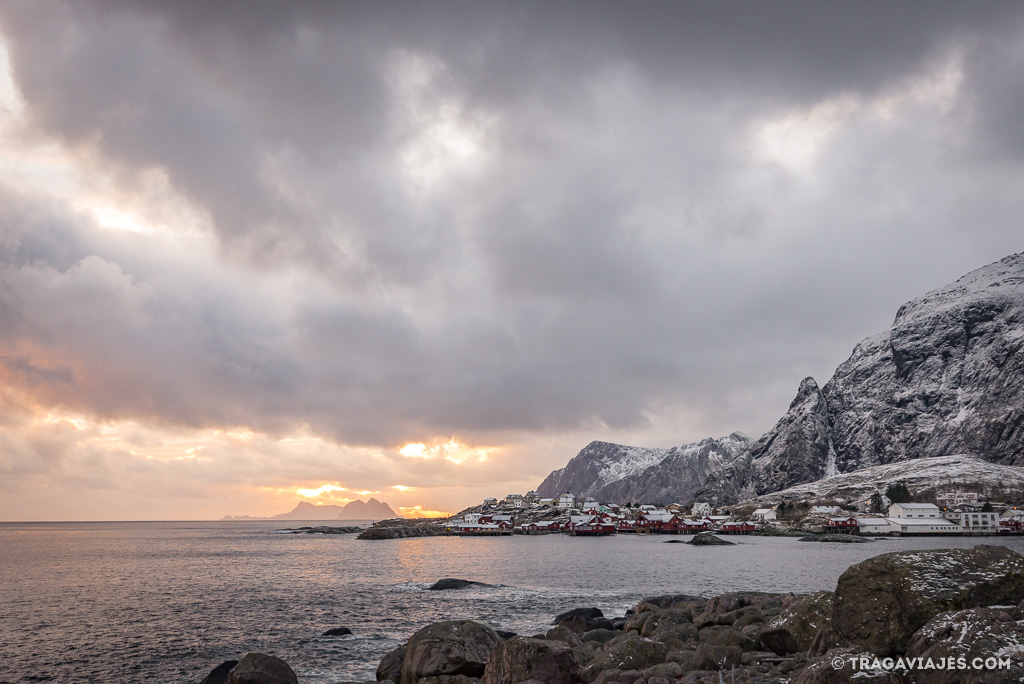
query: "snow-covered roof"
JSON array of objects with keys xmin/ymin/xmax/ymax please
[
  {"xmin": 857, "ymin": 518, "xmax": 890, "ymax": 525},
  {"xmin": 893, "ymin": 503, "xmax": 940, "ymax": 509}
]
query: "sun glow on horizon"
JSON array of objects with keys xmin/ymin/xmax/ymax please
[{"xmin": 399, "ymin": 505, "xmax": 452, "ymax": 519}]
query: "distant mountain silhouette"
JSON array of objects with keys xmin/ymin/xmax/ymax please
[{"xmin": 267, "ymin": 498, "xmax": 399, "ymax": 520}]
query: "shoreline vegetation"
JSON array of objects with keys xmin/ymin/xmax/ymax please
[{"xmin": 200, "ymin": 545, "xmax": 1024, "ymax": 684}]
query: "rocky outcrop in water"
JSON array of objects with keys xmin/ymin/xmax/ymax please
[
  {"xmin": 699, "ymin": 252, "xmax": 1024, "ymax": 505},
  {"xmin": 428, "ymin": 579, "xmax": 492, "ymax": 591},
  {"xmin": 537, "ymin": 434, "xmax": 749, "ymax": 504},
  {"xmin": 358, "ymin": 519, "xmax": 446, "ymax": 540}
]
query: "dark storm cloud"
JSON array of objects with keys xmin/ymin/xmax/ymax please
[{"xmin": 0, "ymin": 0, "xmax": 1022, "ymax": 460}]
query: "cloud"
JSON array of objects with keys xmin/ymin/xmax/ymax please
[{"xmin": 0, "ymin": 2, "xmax": 1023, "ymax": 518}]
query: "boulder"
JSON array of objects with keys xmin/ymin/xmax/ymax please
[
  {"xmin": 225, "ymin": 653, "xmax": 297, "ymax": 684},
  {"xmin": 634, "ymin": 594, "xmax": 704, "ymax": 612},
  {"xmin": 554, "ymin": 607, "xmax": 605, "ymax": 624},
  {"xmin": 401, "ymin": 620, "xmax": 502, "ymax": 684},
  {"xmin": 428, "ymin": 579, "xmax": 490, "ymax": 591},
  {"xmin": 582, "ymin": 636, "xmax": 668, "ymax": 680},
  {"xmin": 201, "ymin": 660, "xmax": 239, "ymax": 684},
  {"xmin": 793, "ymin": 647, "xmax": 899, "ymax": 683},
  {"xmin": 482, "ymin": 636, "xmax": 583, "ymax": 684},
  {"xmin": 545, "ymin": 626, "xmax": 584, "ymax": 648},
  {"xmin": 377, "ymin": 645, "xmax": 407, "ymax": 682},
  {"xmin": 581, "ymin": 629, "xmax": 620, "ymax": 645},
  {"xmin": 760, "ymin": 592, "xmax": 834, "ymax": 655},
  {"xmin": 833, "ymin": 546, "xmax": 1024, "ymax": 656},
  {"xmin": 323, "ymin": 626, "xmax": 353, "ymax": 636},
  {"xmin": 639, "ymin": 609, "xmax": 695, "ymax": 638},
  {"xmin": 691, "ymin": 643, "xmax": 741, "ymax": 670},
  {"xmin": 904, "ymin": 607, "xmax": 1024, "ymax": 683},
  {"xmin": 418, "ymin": 676, "xmax": 481, "ymax": 684}
]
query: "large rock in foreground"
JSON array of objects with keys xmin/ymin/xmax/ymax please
[
  {"xmin": 760, "ymin": 591, "xmax": 833, "ymax": 655},
  {"xmin": 482, "ymin": 636, "xmax": 582, "ymax": 684},
  {"xmin": 833, "ymin": 545, "xmax": 1024, "ymax": 656},
  {"xmin": 401, "ymin": 620, "xmax": 502, "ymax": 684},
  {"xmin": 905, "ymin": 607, "xmax": 1024, "ymax": 684},
  {"xmin": 224, "ymin": 653, "xmax": 297, "ymax": 684}
]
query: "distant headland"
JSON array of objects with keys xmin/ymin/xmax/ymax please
[{"xmin": 222, "ymin": 498, "xmax": 398, "ymax": 521}]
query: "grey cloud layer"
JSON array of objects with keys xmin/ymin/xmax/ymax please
[{"xmin": 1, "ymin": 1, "xmax": 1023, "ymax": 453}]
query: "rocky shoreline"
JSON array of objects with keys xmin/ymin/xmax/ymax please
[{"xmin": 199, "ymin": 545, "xmax": 1024, "ymax": 683}]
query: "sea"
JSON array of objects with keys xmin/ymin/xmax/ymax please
[{"xmin": 4, "ymin": 521, "xmax": 1024, "ymax": 684}]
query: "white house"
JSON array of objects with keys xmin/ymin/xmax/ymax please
[
  {"xmin": 957, "ymin": 511, "xmax": 998, "ymax": 534},
  {"xmin": 752, "ymin": 508, "xmax": 777, "ymax": 522},
  {"xmin": 692, "ymin": 502, "xmax": 712, "ymax": 518},
  {"xmin": 886, "ymin": 517, "xmax": 962, "ymax": 535},
  {"xmin": 857, "ymin": 517, "xmax": 892, "ymax": 535},
  {"xmin": 888, "ymin": 502, "xmax": 940, "ymax": 518},
  {"xmin": 556, "ymin": 493, "xmax": 577, "ymax": 509},
  {"xmin": 503, "ymin": 494, "xmax": 524, "ymax": 508},
  {"xmin": 582, "ymin": 499, "xmax": 600, "ymax": 511},
  {"xmin": 936, "ymin": 492, "xmax": 980, "ymax": 507}
]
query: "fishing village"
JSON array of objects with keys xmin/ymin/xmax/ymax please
[{"xmin": 432, "ymin": 489, "xmax": 1024, "ymax": 538}]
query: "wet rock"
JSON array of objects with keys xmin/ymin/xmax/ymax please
[
  {"xmin": 323, "ymin": 626, "xmax": 353, "ymax": 636},
  {"xmin": 554, "ymin": 607, "xmax": 605, "ymax": 624},
  {"xmin": 428, "ymin": 579, "xmax": 491, "ymax": 591},
  {"xmin": 833, "ymin": 546, "xmax": 1024, "ymax": 656},
  {"xmin": 377, "ymin": 645, "xmax": 406, "ymax": 682},
  {"xmin": 225, "ymin": 653, "xmax": 297, "ymax": 684},
  {"xmin": 798, "ymin": 534, "xmax": 872, "ymax": 543},
  {"xmin": 494, "ymin": 630, "xmax": 517, "ymax": 640},
  {"xmin": 201, "ymin": 660, "xmax": 238, "ymax": 684},
  {"xmin": 904, "ymin": 607, "xmax": 1024, "ymax": 683},
  {"xmin": 760, "ymin": 592, "xmax": 834, "ymax": 655},
  {"xmin": 401, "ymin": 620, "xmax": 502, "ymax": 684},
  {"xmin": 482, "ymin": 636, "xmax": 582, "ymax": 684},
  {"xmin": 686, "ymin": 532, "xmax": 735, "ymax": 546}
]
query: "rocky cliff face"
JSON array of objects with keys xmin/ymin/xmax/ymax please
[
  {"xmin": 698, "ymin": 252, "xmax": 1024, "ymax": 504},
  {"xmin": 536, "ymin": 433, "xmax": 749, "ymax": 504}
]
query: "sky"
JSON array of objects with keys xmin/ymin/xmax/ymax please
[{"xmin": 0, "ymin": 1, "xmax": 1022, "ymax": 521}]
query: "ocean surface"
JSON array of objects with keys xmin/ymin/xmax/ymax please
[{"xmin": 4, "ymin": 521, "xmax": 1024, "ymax": 684}]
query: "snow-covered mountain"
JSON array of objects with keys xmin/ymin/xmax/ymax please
[
  {"xmin": 536, "ymin": 433, "xmax": 749, "ymax": 504},
  {"xmin": 736, "ymin": 454, "xmax": 1024, "ymax": 509},
  {"xmin": 698, "ymin": 252, "xmax": 1024, "ymax": 505}
]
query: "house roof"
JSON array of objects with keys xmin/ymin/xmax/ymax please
[
  {"xmin": 893, "ymin": 503, "xmax": 940, "ymax": 509},
  {"xmin": 887, "ymin": 517, "xmax": 960, "ymax": 526},
  {"xmin": 857, "ymin": 518, "xmax": 889, "ymax": 525}
]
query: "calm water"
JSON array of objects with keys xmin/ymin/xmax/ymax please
[{"xmin": 3, "ymin": 522, "xmax": 1024, "ymax": 684}]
